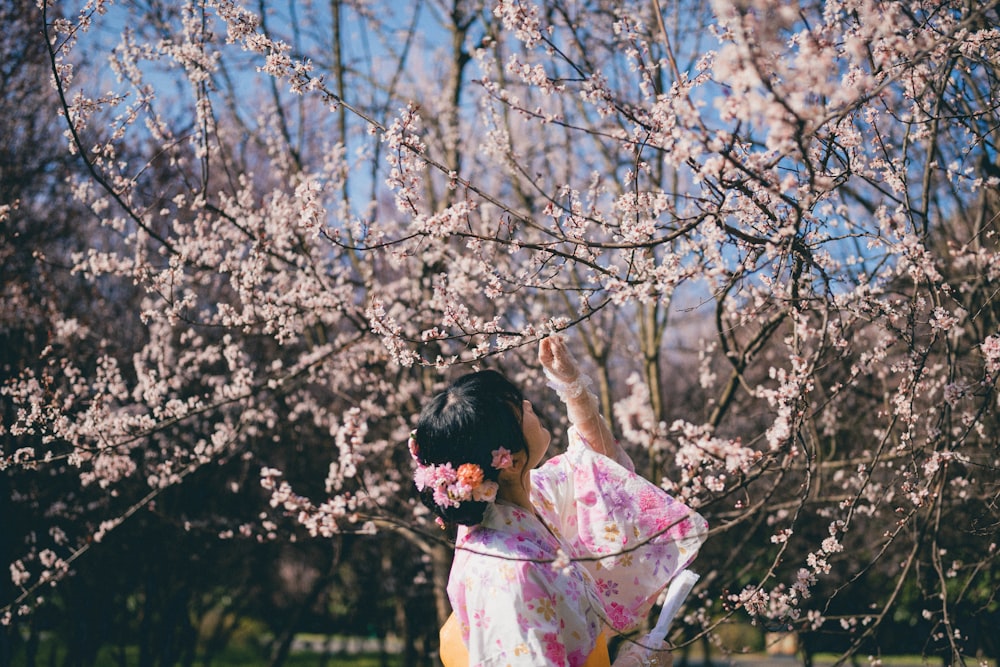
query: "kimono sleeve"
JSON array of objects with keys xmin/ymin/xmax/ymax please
[{"xmin": 532, "ymin": 430, "xmax": 708, "ymax": 634}]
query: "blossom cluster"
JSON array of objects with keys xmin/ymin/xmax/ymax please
[
  {"xmin": 409, "ymin": 434, "xmax": 511, "ymax": 509},
  {"xmin": 5, "ymin": 0, "xmax": 1000, "ymax": 660},
  {"xmin": 413, "ymin": 461, "xmax": 498, "ymax": 508}
]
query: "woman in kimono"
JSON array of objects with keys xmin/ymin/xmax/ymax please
[{"xmin": 409, "ymin": 336, "xmax": 707, "ymax": 667}]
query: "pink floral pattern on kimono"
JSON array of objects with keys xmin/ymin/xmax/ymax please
[{"xmin": 447, "ymin": 428, "xmax": 708, "ymax": 666}]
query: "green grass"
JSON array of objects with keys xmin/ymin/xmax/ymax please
[{"xmin": 7, "ymin": 641, "xmax": 405, "ymax": 667}]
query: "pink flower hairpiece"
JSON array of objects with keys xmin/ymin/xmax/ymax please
[
  {"xmin": 409, "ymin": 431, "xmax": 500, "ymax": 509},
  {"xmin": 491, "ymin": 446, "xmax": 514, "ymax": 470}
]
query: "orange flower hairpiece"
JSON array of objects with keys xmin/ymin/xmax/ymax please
[{"xmin": 410, "ymin": 431, "xmax": 500, "ymax": 508}]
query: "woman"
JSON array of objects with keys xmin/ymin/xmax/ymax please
[{"xmin": 410, "ymin": 336, "xmax": 707, "ymax": 667}]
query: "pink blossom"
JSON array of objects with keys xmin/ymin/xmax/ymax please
[
  {"xmin": 983, "ymin": 335, "xmax": 1000, "ymax": 374},
  {"xmin": 491, "ymin": 447, "xmax": 514, "ymax": 470}
]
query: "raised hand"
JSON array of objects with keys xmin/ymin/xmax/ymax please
[
  {"xmin": 538, "ymin": 335, "xmax": 579, "ymax": 384},
  {"xmin": 538, "ymin": 334, "xmax": 621, "ymax": 461}
]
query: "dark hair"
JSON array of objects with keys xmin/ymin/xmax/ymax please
[{"xmin": 413, "ymin": 370, "xmax": 528, "ymax": 526}]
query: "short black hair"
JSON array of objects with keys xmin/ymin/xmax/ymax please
[{"xmin": 414, "ymin": 369, "xmax": 527, "ymax": 525}]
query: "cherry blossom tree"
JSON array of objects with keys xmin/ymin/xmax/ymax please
[{"xmin": 3, "ymin": 0, "xmax": 1000, "ymax": 664}]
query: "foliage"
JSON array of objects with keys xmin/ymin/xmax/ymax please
[{"xmin": 2, "ymin": 0, "xmax": 1000, "ymax": 665}]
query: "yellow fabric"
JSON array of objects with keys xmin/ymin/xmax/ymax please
[
  {"xmin": 439, "ymin": 613, "xmax": 611, "ymax": 667},
  {"xmin": 439, "ymin": 614, "xmax": 466, "ymax": 667}
]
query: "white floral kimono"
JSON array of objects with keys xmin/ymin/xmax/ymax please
[{"xmin": 446, "ymin": 429, "xmax": 708, "ymax": 667}]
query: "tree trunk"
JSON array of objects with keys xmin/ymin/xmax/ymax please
[{"xmin": 267, "ymin": 542, "xmax": 340, "ymax": 667}]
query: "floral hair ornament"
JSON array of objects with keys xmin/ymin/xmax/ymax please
[
  {"xmin": 409, "ymin": 431, "xmax": 500, "ymax": 508},
  {"xmin": 491, "ymin": 446, "xmax": 514, "ymax": 470}
]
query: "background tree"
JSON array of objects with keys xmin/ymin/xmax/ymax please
[{"xmin": 3, "ymin": 0, "xmax": 999, "ymax": 665}]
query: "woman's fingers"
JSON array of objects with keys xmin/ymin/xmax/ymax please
[
  {"xmin": 540, "ymin": 335, "xmax": 578, "ymax": 381},
  {"xmin": 538, "ymin": 337, "xmax": 554, "ymax": 367}
]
